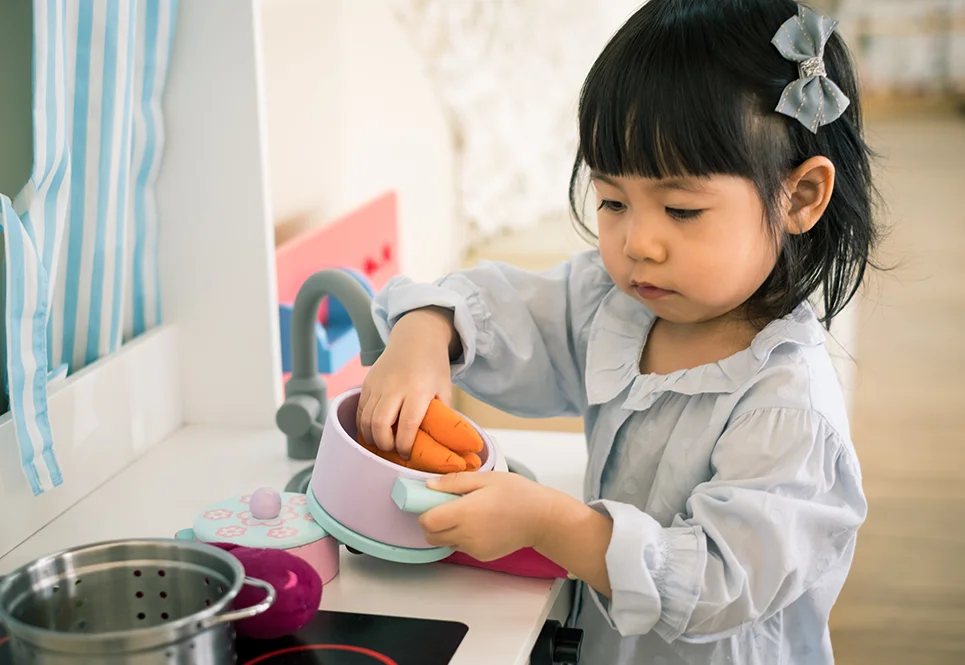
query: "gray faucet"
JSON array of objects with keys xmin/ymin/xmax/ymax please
[{"xmin": 275, "ymin": 269, "xmax": 385, "ymax": 460}]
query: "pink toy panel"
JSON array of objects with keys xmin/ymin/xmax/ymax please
[
  {"xmin": 275, "ymin": 192, "xmax": 399, "ymax": 395},
  {"xmin": 276, "ymin": 192, "xmax": 399, "ymax": 325}
]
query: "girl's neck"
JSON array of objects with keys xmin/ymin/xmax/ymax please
[{"xmin": 639, "ymin": 308, "xmax": 768, "ymax": 377}]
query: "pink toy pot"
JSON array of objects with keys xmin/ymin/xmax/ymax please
[{"xmin": 310, "ymin": 388, "xmax": 504, "ymax": 550}]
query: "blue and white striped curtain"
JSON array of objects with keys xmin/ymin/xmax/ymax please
[{"xmin": 0, "ymin": 0, "xmax": 177, "ymax": 496}]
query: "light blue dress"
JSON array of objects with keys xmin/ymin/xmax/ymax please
[{"xmin": 371, "ymin": 249, "xmax": 867, "ymax": 665}]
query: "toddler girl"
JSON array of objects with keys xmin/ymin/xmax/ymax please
[{"xmin": 358, "ymin": 1, "xmax": 878, "ymax": 662}]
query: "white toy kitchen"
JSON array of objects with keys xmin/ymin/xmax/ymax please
[{"xmin": 0, "ymin": 1, "xmax": 590, "ymax": 664}]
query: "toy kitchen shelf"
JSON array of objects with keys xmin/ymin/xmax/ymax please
[{"xmin": 0, "ymin": 0, "xmax": 405, "ymax": 561}]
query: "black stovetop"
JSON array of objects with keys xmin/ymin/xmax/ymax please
[
  {"xmin": 0, "ymin": 611, "xmax": 469, "ymax": 664},
  {"xmin": 236, "ymin": 611, "xmax": 468, "ymax": 664}
]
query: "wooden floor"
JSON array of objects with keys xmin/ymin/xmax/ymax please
[{"xmin": 829, "ymin": 115, "xmax": 965, "ymax": 664}]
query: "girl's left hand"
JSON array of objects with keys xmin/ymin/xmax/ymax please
[{"xmin": 420, "ymin": 471, "xmax": 557, "ymax": 562}]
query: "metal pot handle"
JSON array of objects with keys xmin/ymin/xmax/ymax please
[{"xmin": 201, "ymin": 577, "xmax": 276, "ymax": 628}]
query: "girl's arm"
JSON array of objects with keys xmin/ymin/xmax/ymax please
[
  {"xmin": 371, "ymin": 249, "xmax": 612, "ymax": 419},
  {"xmin": 572, "ymin": 407, "xmax": 867, "ymax": 642},
  {"xmin": 534, "ymin": 491, "xmax": 615, "ymax": 597}
]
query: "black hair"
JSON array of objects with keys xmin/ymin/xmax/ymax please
[{"xmin": 568, "ymin": 0, "xmax": 882, "ymax": 328}]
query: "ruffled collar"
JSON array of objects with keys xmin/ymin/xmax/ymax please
[{"xmin": 584, "ymin": 288, "xmax": 826, "ymax": 410}]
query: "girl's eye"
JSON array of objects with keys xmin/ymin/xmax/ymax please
[
  {"xmin": 666, "ymin": 207, "xmax": 704, "ymax": 221},
  {"xmin": 598, "ymin": 200, "xmax": 626, "ymax": 213}
]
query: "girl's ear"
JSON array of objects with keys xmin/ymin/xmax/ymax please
[{"xmin": 783, "ymin": 156, "xmax": 835, "ymax": 235}]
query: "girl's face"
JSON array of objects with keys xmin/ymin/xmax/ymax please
[{"xmin": 593, "ymin": 172, "xmax": 778, "ymax": 325}]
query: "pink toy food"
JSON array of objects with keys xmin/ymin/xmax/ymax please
[
  {"xmin": 443, "ymin": 548, "xmax": 570, "ymax": 579},
  {"xmin": 208, "ymin": 543, "xmax": 322, "ymax": 639}
]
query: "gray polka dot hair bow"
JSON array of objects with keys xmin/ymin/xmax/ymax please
[{"xmin": 771, "ymin": 5, "xmax": 851, "ymax": 133}]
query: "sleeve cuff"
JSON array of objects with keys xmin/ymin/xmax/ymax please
[
  {"xmin": 371, "ymin": 274, "xmax": 492, "ymax": 377},
  {"xmin": 587, "ymin": 499, "xmax": 706, "ymax": 640}
]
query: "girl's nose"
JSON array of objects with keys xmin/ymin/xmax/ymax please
[{"xmin": 624, "ymin": 215, "xmax": 668, "ymax": 263}]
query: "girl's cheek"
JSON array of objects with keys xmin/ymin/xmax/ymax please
[{"xmin": 597, "ymin": 227, "xmax": 624, "ymax": 259}]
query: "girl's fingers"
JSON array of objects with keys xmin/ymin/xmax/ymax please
[
  {"xmin": 395, "ymin": 395, "xmax": 432, "ymax": 459},
  {"xmin": 423, "ymin": 526, "xmax": 461, "ymax": 549},
  {"xmin": 436, "ymin": 384, "xmax": 453, "ymax": 408},
  {"xmin": 419, "ymin": 507, "xmax": 461, "ymax": 536},
  {"xmin": 357, "ymin": 393, "xmax": 381, "ymax": 450},
  {"xmin": 358, "ymin": 434, "xmax": 408, "ymax": 467},
  {"xmin": 356, "ymin": 384, "xmax": 372, "ymax": 435},
  {"xmin": 426, "ymin": 470, "xmax": 489, "ymax": 495},
  {"xmin": 370, "ymin": 394, "xmax": 403, "ymax": 452}
]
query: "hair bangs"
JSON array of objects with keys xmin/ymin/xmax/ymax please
[{"xmin": 577, "ymin": 15, "xmax": 764, "ymax": 183}]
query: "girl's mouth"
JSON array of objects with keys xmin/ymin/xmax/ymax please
[{"xmin": 632, "ymin": 282, "xmax": 676, "ymax": 300}]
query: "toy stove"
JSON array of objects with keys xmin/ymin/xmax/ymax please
[
  {"xmin": 235, "ymin": 610, "xmax": 467, "ymax": 664},
  {"xmin": 0, "ymin": 611, "xmax": 579, "ymax": 664},
  {"xmin": 0, "ymin": 611, "xmax": 468, "ymax": 664}
]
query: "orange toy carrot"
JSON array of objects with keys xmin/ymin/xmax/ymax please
[
  {"xmin": 357, "ymin": 433, "xmax": 408, "ymax": 467},
  {"xmin": 420, "ymin": 398, "xmax": 484, "ymax": 454},
  {"xmin": 459, "ymin": 451, "xmax": 482, "ymax": 471},
  {"xmin": 356, "ymin": 429, "xmax": 466, "ymax": 474},
  {"xmin": 407, "ymin": 429, "xmax": 467, "ymax": 474}
]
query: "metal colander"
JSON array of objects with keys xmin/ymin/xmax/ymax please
[{"xmin": 0, "ymin": 538, "xmax": 275, "ymax": 665}]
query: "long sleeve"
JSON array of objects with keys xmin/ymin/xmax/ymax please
[
  {"xmin": 371, "ymin": 250, "xmax": 612, "ymax": 419},
  {"xmin": 585, "ymin": 407, "xmax": 867, "ymax": 642}
]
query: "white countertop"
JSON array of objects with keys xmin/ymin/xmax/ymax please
[{"xmin": 0, "ymin": 424, "xmax": 588, "ymax": 665}]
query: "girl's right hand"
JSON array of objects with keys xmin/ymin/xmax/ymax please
[{"xmin": 357, "ymin": 307, "xmax": 459, "ymax": 460}]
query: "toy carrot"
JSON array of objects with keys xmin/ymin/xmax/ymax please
[
  {"xmin": 459, "ymin": 451, "xmax": 482, "ymax": 472},
  {"xmin": 357, "ymin": 429, "xmax": 467, "ymax": 474},
  {"xmin": 406, "ymin": 429, "xmax": 467, "ymax": 473},
  {"xmin": 420, "ymin": 398, "xmax": 485, "ymax": 454},
  {"xmin": 357, "ymin": 436, "xmax": 408, "ymax": 467}
]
